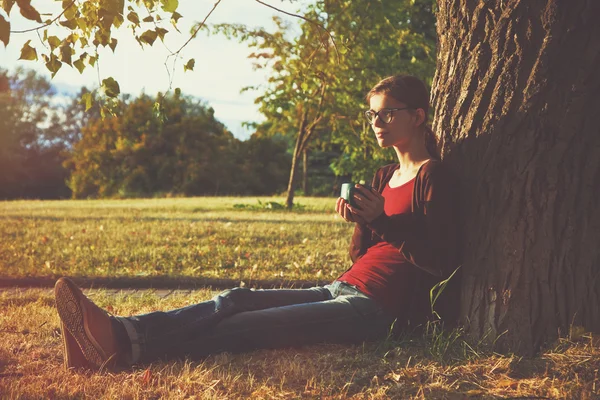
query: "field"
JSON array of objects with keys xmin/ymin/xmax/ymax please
[{"xmin": 1, "ymin": 197, "xmax": 599, "ymax": 399}]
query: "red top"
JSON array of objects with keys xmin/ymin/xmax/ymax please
[{"xmin": 338, "ymin": 177, "xmax": 417, "ymax": 315}]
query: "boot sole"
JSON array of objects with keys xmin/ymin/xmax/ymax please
[
  {"xmin": 55, "ymin": 278, "xmax": 107, "ymax": 369},
  {"xmin": 61, "ymin": 321, "xmax": 91, "ymax": 370}
]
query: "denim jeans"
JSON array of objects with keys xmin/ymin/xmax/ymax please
[{"xmin": 115, "ymin": 281, "xmax": 395, "ymax": 364}]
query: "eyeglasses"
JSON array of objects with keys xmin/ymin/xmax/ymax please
[{"xmin": 364, "ymin": 107, "xmax": 412, "ymax": 124}]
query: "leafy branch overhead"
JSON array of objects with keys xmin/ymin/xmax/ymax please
[{"xmin": 1, "ymin": 0, "xmax": 186, "ymax": 91}]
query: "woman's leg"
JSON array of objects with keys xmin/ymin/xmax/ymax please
[
  {"xmin": 125, "ymin": 281, "xmax": 395, "ymax": 364},
  {"xmin": 116, "ymin": 285, "xmax": 332, "ymax": 364}
]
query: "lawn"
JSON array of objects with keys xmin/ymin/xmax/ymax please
[
  {"xmin": 0, "ymin": 196, "xmax": 351, "ymax": 285},
  {"xmin": 1, "ymin": 197, "xmax": 599, "ymax": 399}
]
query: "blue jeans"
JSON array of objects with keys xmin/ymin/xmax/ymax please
[{"xmin": 116, "ymin": 281, "xmax": 395, "ymax": 364}]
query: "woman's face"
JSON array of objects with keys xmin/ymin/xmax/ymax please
[{"xmin": 368, "ymin": 93, "xmax": 420, "ymax": 149}]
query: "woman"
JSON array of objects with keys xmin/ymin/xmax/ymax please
[{"xmin": 54, "ymin": 74, "xmax": 461, "ymax": 370}]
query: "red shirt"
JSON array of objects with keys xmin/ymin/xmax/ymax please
[{"xmin": 338, "ymin": 177, "xmax": 420, "ymax": 316}]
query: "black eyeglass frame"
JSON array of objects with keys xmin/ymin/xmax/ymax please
[{"xmin": 364, "ymin": 107, "xmax": 413, "ymax": 124}]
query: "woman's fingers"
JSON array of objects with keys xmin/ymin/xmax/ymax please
[{"xmin": 336, "ymin": 197, "xmax": 355, "ymax": 222}]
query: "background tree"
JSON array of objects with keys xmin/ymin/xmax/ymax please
[
  {"xmin": 64, "ymin": 90, "xmax": 291, "ymax": 198},
  {"xmin": 214, "ymin": 0, "xmax": 436, "ymax": 208},
  {"xmin": 433, "ymin": 0, "xmax": 600, "ymax": 355},
  {"xmin": 0, "ymin": 67, "xmax": 70, "ymax": 199}
]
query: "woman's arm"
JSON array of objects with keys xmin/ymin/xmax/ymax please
[{"xmin": 355, "ymin": 164, "xmax": 460, "ymax": 276}]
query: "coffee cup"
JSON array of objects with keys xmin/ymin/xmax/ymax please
[{"xmin": 340, "ymin": 183, "xmax": 372, "ymax": 206}]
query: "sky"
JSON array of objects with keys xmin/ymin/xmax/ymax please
[{"xmin": 0, "ymin": 1, "xmax": 307, "ymax": 140}]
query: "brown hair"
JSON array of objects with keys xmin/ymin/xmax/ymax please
[{"xmin": 367, "ymin": 75, "xmax": 440, "ymax": 160}]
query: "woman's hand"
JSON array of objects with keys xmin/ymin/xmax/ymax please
[
  {"xmin": 336, "ymin": 197, "xmax": 367, "ymax": 224},
  {"xmin": 348, "ymin": 185, "xmax": 385, "ymax": 223}
]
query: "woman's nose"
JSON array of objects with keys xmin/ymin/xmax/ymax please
[{"xmin": 372, "ymin": 114, "xmax": 385, "ymax": 127}]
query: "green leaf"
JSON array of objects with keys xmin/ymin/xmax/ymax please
[
  {"xmin": 19, "ymin": 40, "xmax": 37, "ymax": 60},
  {"xmin": 73, "ymin": 58, "xmax": 85, "ymax": 74},
  {"xmin": 59, "ymin": 18, "xmax": 77, "ymax": 29},
  {"xmin": 81, "ymin": 92, "xmax": 92, "ymax": 111},
  {"xmin": 139, "ymin": 29, "xmax": 157, "ymax": 45},
  {"xmin": 127, "ymin": 11, "xmax": 139, "ymax": 25},
  {"xmin": 301, "ymin": 82, "xmax": 308, "ymax": 92},
  {"xmin": 171, "ymin": 11, "xmax": 182, "ymax": 24},
  {"xmin": 101, "ymin": 77, "xmax": 120, "ymax": 98},
  {"xmin": 45, "ymin": 54, "xmax": 62, "ymax": 77},
  {"xmin": 2, "ymin": 0, "xmax": 16, "ymax": 15},
  {"xmin": 47, "ymin": 35, "xmax": 60, "ymax": 50},
  {"xmin": 59, "ymin": 43, "xmax": 73, "ymax": 65},
  {"xmin": 161, "ymin": 0, "xmax": 178, "ymax": 13},
  {"xmin": 62, "ymin": 0, "xmax": 76, "ymax": 20},
  {"xmin": 101, "ymin": 0, "xmax": 124, "ymax": 16},
  {"xmin": 183, "ymin": 58, "xmax": 194, "ymax": 72},
  {"xmin": 0, "ymin": 14, "xmax": 9, "ymax": 47},
  {"xmin": 113, "ymin": 13, "xmax": 124, "ymax": 28},
  {"xmin": 17, "ymin": 0, "xmax": 42, "ymax": 23},
  {"xmin": 88, "ymin": 54, "xmax": 97, "ymax": 67},
  {"xmin": 174, "ymin": 87, "xmax": 181, "ymax": 96},
  {"xmin": 155, "ymin": 27, "xmax": 168, "ymax": 41}
]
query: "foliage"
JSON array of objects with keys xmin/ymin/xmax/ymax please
[
  {"xmin": 64, "ymin": 91, "xmax": 291, "ymax": 198},
  {"xmin": 1, "ymin": 1, "xmax": 437, "ymax": 200},
  {"xmin": 0, "ymin": 67, "xmax": 71, "ymax": 199},
  {"xmin": 212, "ymin": 0, "xmax": 437, "ymax": 205}
]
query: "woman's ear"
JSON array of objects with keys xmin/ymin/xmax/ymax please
[{"xmin": 414, "ymin": 108, "xmax": 426, "ymax": 127}]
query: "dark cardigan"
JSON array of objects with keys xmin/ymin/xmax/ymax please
[{"xmin": 349, "ymin": 160, "xmax": 462, "ymax": 279}]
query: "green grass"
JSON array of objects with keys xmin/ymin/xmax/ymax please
[{"xmin": 0, "ymin": 196, "xmax": 351, "ymax": 283}]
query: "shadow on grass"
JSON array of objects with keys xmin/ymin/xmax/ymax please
[
  {"xmin": 0, "ymin": 275, "xmax": 325, "ymax": 290},
  {"xmin": 0, "ymin": 214, "xmax": 335, "ymax": 225}
]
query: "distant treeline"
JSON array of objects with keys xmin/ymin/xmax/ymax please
[{"xmin": 0, "ymin": 68, "xmax": 339, "ymax": 200}]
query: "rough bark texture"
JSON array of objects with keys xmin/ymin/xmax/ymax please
[{"xmin": 432, "ymin": 0, "xmax": 600, "ymax": 355}]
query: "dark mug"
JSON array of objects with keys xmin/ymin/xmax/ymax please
[{"xmin": 340, "ymin": 183, "xmax": 372, "ymax": 207}]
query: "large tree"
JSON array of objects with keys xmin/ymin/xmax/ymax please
[
  {"xmin": 216, "ymin": 0, "xmax": 436, "ymax": 208},
  {"xmin": 433, "ymin": 0, "xmax": 600, "ymax": 355}
]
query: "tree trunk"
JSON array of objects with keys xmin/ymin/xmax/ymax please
[
  {"xmin": 432, "ymin": 0, "xmax": 600, "ymax": 355},
  {"xmin": 286, "ymin": 119, "xmax": 307, "ymax": 209},
  {"xmin": 302, "ymin": 148, "xmax": 309, "ymax": 196},
  {"xmin": 285, "ymin": 142, "xmax": 299, "ymax": 209}
]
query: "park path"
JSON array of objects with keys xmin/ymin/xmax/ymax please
[{"xmin": 0, "ymin": 287, "xmax": 202, "ymax": 300}]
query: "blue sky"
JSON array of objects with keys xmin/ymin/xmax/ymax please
[{"xmin": 0, "ymin": 1, "xmax": 307, "ymax": 140}]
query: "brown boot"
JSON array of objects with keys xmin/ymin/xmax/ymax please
[
  {"xmin": 60, "ymin": 321, "xmax": 91, "ymax": 370},
  {"xmin": 54, "ymin": 277, "xmax": 118, "ymax": 370}
]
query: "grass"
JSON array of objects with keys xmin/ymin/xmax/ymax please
[
  {"xmin": 1, "ymin": 288, "xmax": 599, "ymax": 399},
  {"xmin": 0, "ymin": 196, "xmax": 350, "ymax": 283},
  {"xmin": 1, "ymin": 196, "xmax": 599, "ymax": 398}
]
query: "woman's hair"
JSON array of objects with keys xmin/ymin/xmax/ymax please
[{"xmin": 367, "ymin": 75, "xmax": 440, "ymax": 160}]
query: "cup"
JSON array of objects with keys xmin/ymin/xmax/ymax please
[
  {"xmin": 340, "ymin": 183, "xmax": 354, "ymax": 205},
  {"xmin": 340, "ymin": 183, "xmax": 372, "ymax": 206}
]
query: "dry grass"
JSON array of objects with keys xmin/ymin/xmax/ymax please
[{"xmin": 0, "ymin": 288, "xmax": 598, "ymax": 399}]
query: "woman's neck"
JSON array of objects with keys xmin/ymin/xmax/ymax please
[{"xmin": 393, "ymin": 142, "xmax": 431, "ymax": 174}]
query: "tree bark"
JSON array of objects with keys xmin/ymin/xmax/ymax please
[
  {"xmin": 285, "ymin": 83, "xmax": 326, "ymax": 209},
  {"xmin": 285, "ymin": 120, "xmax": 305, "ymax": 210},
  {"xmin": 302, "ymin": 147, "xmax": 309, "ymax": 196},
  {"xmin": 432, "ymin": 0, "xmax": 600, "ymax": 355}
]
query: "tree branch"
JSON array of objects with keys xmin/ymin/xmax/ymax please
[
  {"xmin": 170, "ymin": 0, "xmax": 222, "ymax": 57},
  {"xmin": 254, "ymin": 0, "xmax": 340, "ymax": 64},
  {"xmin": 9, "ymin": 0, "xmax": 76, "ymax": 34}
]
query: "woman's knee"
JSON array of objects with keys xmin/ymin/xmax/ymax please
[{"xmin": 216, "ymin": 287, "xmax": 254, "ymax": 304}]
